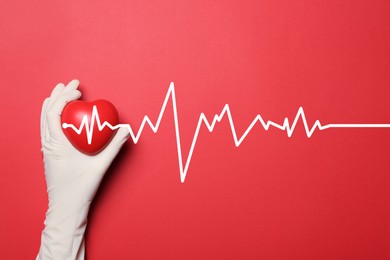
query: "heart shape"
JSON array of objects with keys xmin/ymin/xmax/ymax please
[{"xmin": 61, "ymin": 100, "xmax": 119, "ymax": 155}]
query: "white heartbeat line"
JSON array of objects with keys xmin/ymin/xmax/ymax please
[{"xmin": 62, "ymin": 82, "xmax": 390, "ymax": 183}]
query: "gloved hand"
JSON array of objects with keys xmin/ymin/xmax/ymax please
[{"xmin": 37, "ymin": 80, "xmax": 129, "ymax": 260}]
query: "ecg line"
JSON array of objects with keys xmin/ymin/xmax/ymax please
[{"xmin": 62, "ymin": 82, "xmax": 390, "ymax": 183}]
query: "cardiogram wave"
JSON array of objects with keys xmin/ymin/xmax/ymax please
[{"xmin": 62, "ymin": 82, "xmax": 390, "ymax": 182}]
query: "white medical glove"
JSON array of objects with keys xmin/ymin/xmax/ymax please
[{"xmin": 37, "ymin": 80, "xmax": 129, "ymax": 260}]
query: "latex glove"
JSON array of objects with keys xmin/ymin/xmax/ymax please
[{"xmin": 37, "ymin": 80, "xmax": 129, "ymax": 260}]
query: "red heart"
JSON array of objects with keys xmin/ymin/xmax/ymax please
[{"xmin": 61, "ymin": 100, "xmax": 119, "ymax": 155}]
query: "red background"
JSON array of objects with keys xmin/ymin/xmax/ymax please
[{"xmin": 1, "ymin": 0, "xmax": 390, "ymax": 259}]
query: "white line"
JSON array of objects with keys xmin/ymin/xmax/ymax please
[{"xmin": 62, "ymin": 82, "xmax": 390, "ymax": 183}]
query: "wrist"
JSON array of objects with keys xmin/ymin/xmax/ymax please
[{"xmin": 37, "ymin": 201, "xmax": 91, "ymax": 260}]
